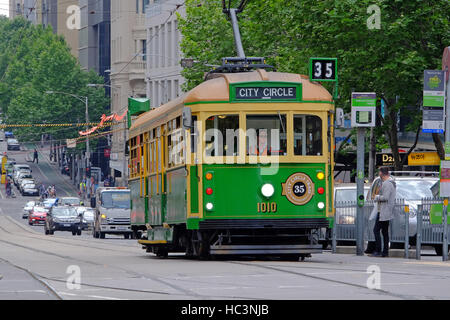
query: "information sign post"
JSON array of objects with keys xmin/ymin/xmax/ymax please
[{"xmin": 351, "ymin": 92, "xmax": 377, "ymax": 256}]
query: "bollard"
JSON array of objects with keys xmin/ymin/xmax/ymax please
[
  {"xmin": 416, "ymin": 207, "xmax": 422, "ymax": 260},
  {"xmin": 332, "ymin": 216, "xmax": 337, "ymax": 253},
  {"xmin": 404, "ymin": 205, "xmax": 409, "ymax": 259}
]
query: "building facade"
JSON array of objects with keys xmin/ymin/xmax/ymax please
[
  {"xmin": 145, "ymin": 0, "xmax": 185, "ymax": 108},
  {"xmin": 78, "ymin": 0, "xmax": 110, "ymax": 79},
  {"xmin": 9, "ymin": 0, "xmax": 79, "ymax": 58},
  {"xmin": 109, "ymin": 0, "xmax": 147, "ymax": 182}
]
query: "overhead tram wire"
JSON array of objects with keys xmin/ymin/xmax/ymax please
[{"xmin": 5, "ymin": 126, "xmax": 126, "ymax": 156}]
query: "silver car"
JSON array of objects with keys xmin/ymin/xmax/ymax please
[
  {"xmin": 22, "ymin": 201, "xmax": 37, "ymax": 219},
  {"xmin": 334, "ymin": 184, "xmax": 370, "ymax": 225},
  {"xmin": 76, "ymin": 206, "xmax": 95, "ymax": 230},
  {"xmin": 367, "ymin": 175, "xmax": 438, "ymax": 243}
]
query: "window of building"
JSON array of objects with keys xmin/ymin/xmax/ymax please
[
  {"xmin": 141, "ymin": 40, "xmax": 147, "ymax": 61},
  {"xmin": 167, "ymin": 22, "xmax": 172, "ymax": 66},
  {"xmin": 293, "ymin": 115, "xmax": 322, "ymax": 156},
  {"xmin": 143, "ymin": 0, "xmax": 149, "ymax": 13}
]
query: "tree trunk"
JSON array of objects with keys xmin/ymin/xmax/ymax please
[
  {"xmin": 433, "ymin": 133, "xmax": 445, "ymax": 160},
  {"xmin": 368, "ymin": 127, "xmax": 376, "ymax": 182},
  {"xmin": 388, "ymin": 107, "xmax": 403, "ymax": 171}
]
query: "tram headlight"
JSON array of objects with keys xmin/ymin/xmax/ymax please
[
  {"xmin": 317, "ymin": 202, "xmax": 325, "ymax": 210},
  {"xmin": 261, "ymin": 184, "xmax": 275, "ymax": 198},
  {"xmin": 317, "ymin": 172, "xmax": 325, "ymax": 180},
  {"xmin": 206, "ymin": 202, "xmax": 214, "ymax": 211}
]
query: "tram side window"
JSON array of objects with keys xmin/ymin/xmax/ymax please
[
  {"xmin": 246, "ymin": 114, "xmax": 287, "ymax": 156},
  {"xmin": 190, "ymin": 115, "xmax": 198, "ymax": 154},
  {"xmin": 168, "ymin": 117, "xmax": 185, "ymax": 168},
  {"xmin": 205, "ymin": 114, "xmax": 239, "ymax": 156},
  {"xmin": 294, "ymin": 115, "xmax": 322, "ymax": 156}
]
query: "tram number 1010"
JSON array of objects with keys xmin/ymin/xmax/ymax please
[{"xmin": 257, "ymin": 202, "xmax": 277, "ymax": 213}]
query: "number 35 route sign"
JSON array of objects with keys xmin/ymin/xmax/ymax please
[{"xmin": 310, "ymin": 58, "xmax": 338, "ymax": 82}]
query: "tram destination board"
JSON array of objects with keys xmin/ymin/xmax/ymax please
[{"xmin": 235, "ymin": 86, "xmax": 297, "ymax": 100}]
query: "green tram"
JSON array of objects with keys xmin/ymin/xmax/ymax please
[{"xmin": 129, "ymin": 69, "xmax": 335, "ymax": 258}]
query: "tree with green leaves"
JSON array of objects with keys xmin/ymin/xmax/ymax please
[
  {"xmin": 0, "ymin": 16, "xmax": 109, "ymax": 155},
  {"xmin": 179, "ymin": 0, "xmax": 449, "ymax": 170}
]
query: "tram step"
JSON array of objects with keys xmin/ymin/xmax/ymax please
[{"xmin": 210, "ymin": 244, "xmax": 323, "ymax": 255}]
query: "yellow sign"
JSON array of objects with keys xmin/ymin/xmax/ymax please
[
  {"xmin": 1, "ymin": 156, "xmax": 7, "ymax": 174},
  {"xmin": 408, "ymin": 152, "xmax": 440, "ymax": 166}
]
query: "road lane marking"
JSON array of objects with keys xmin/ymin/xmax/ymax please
[
  {"xmin": 58, "ymin": 291, "xmax": 126, "ymax": 300},
  {"xmin": 405, "ymin": 261, "xmax": 450, "ymax": 267}
]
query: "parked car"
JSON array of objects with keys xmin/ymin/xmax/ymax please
[
  {"xmin": 22, "ymin": 201, "xmax": 37, "ymax": 219},
  {"xmin": 335, "ymin": 184, "xmax": 371, "ymax": 225},
  {"xmin": 16, "ymin": 173, "xmax": 33, "ymax": 187},
  {"xmin": 367, "ymin": 175, "xmax": 438, "ymax": 247},
  {"xmin": 320, "ymin": 184, "xmax": 370, "ymax": 247},
  {"xmin": 19, "ymin": 178, "xmax": 36, "ymax": 192},
  {"xmin": 22, "ymin": 183, "xmax": 39, "ymax": 196},
  {"xmin": 28, "ymin": 206, "xmax": 49, "ymax": 225},
  {"xmin": 45, "ymin": 206, "xmax": 83, "ymax": 236},
  {"xmin": 7, "ymin": 138, "xmax": 20, "ymax": 151},
  {"xmin": 4, "ymin": 131, "xmax": 14, "ymax": 139},
  {"xmin": 76, "ymin": 206, "xmax": 95, "ymax": 230},
  {"xmin": 59, "ymin": 197, "xmax": 82, "ymax": 207},
  {"xmin": 12, "ymin": 164, "xmax": 31, "ymax": 175}
]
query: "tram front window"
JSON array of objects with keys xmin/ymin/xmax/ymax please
[
  {"xmin": 246, "ymin": 114, "xmax": 287, "ymax": 156},
  {"xmin": 205, "ymin": 114, "xmax": 239, "ymax": 156},
  {"xmin": 294, "ymin": 115, "xmax": 322, "ymax": 156}
]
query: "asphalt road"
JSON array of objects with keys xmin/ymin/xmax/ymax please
[{"xmin": 3, "ymin": 139, "xmax": 450, "ymax": 300}]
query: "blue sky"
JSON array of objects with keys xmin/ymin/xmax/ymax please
[{"xmin": 0, "ymin": 0, "xmax": 9, "ymax": 17}]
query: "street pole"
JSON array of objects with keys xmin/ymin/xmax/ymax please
[
  {"xmin": 444, "ymin": 70, "xmax": 450, "ymax": 261},
  {"xmin": 356, "ymin": 127, "xmax": 365, "ymax": 256},
  {"xmin": 85, "ymin": 96, "xmax": 90, "ymax": 172},
  {"xmin": 122, "ymin": 120, "xmax": 127, "ymax": 187}
]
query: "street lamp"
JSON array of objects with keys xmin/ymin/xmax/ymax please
[{"xmin": 45, "ymin": 90, "xmax": 90, "ymax": 169}]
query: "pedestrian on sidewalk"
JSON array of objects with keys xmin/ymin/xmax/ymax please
[
  {"xmin": 33, "ymin": 149, "xmax": 39, "ymax": 164},
  {"xmin": 5, "ymin": 178, "xmax": 11, "ymax": 198},
  {"xmin": 371, "ymin": 167, "xmax": 396, "ymax": 258}
]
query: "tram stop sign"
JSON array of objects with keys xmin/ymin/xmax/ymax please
[{"xmin": 351, "ymin": 92, "xmax": 376, "ymax": 127}]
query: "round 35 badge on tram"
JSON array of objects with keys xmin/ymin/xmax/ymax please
[{"xmin": 282, "ymin": 173, "xmax": 315, "ymax": 205}]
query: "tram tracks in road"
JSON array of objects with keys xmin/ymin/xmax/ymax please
[
  {"xmin": 1, "ymin": 214, "xmax": 139, "ymax": 254},
  {"xmin": 0, "ymin": 217, "xmax": 263, "ymax": 300},
  {"xmin": 225, "ymin": 261, "xmax": 427, "ymax": 300},
  {"xmin": 3, "ymin": 209, "xmax": 444, "ymax": 300},
  {"xmin": 0, "ymin": 257, "xmax": 63, "ymax": 300}
]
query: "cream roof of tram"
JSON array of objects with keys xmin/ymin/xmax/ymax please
[{"xmin": 130, "ymin": 70, "xmax": 333, "ymax": 131}]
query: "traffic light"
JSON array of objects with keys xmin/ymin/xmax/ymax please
[
  {"xmin": 86, "ymin": 167, "xmax": 91, "ymax": 178},
  {"xmin": 357, "ymin": 194, "xmax": 365, "ymax": 208}
]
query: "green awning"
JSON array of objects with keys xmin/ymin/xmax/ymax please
[
  {"xmin": 128, "ymin": 98, "xmax": 150, "ymax": 116},
  {"xmin": 128, "ymin": 98, "xmax": 150, "ymax": 128}
]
